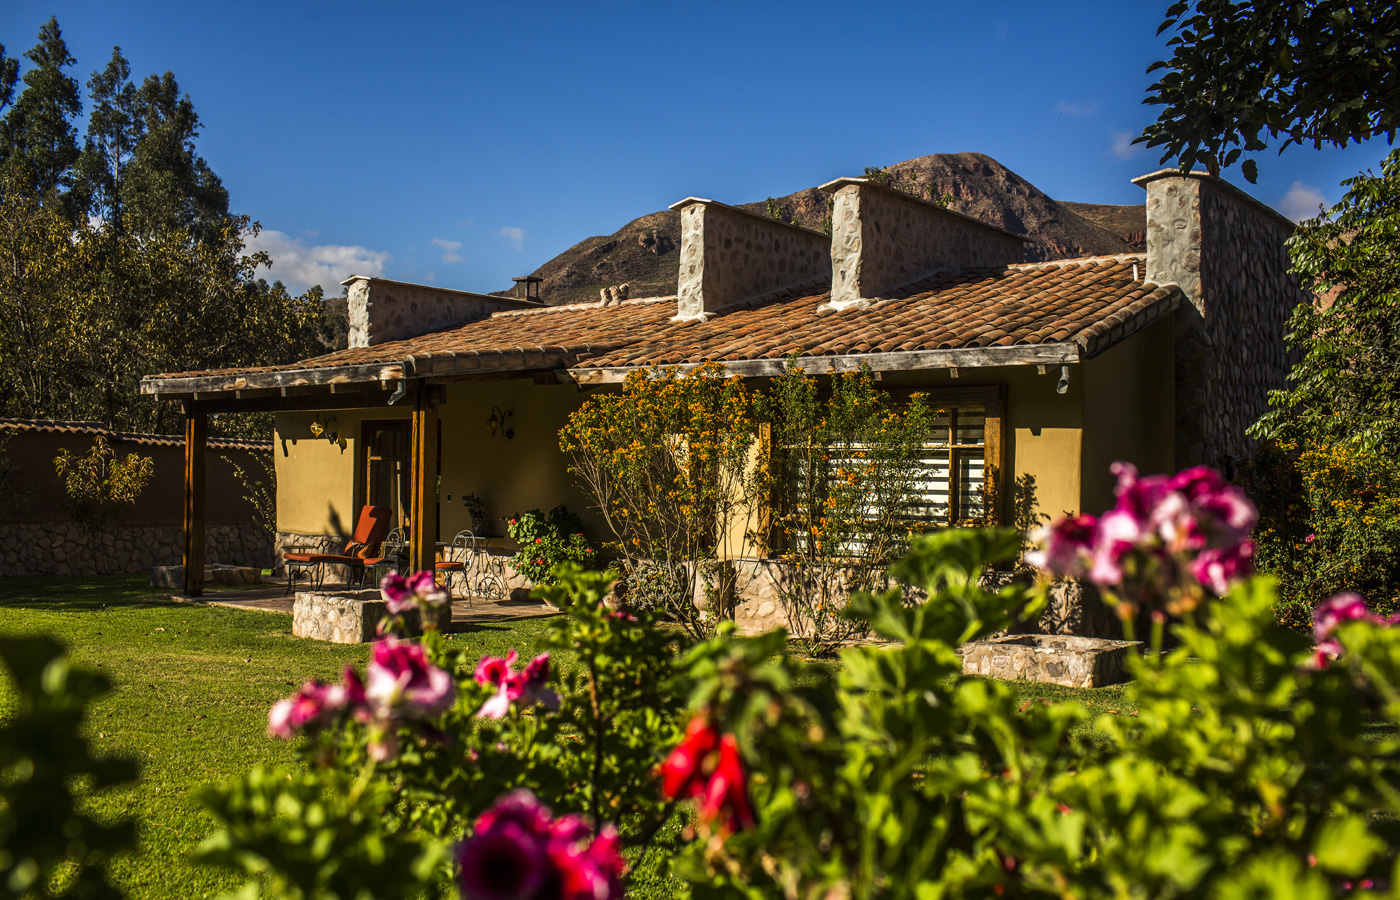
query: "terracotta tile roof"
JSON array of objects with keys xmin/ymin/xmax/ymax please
[
  {"xmin": 0, "ymin": 418, "xmax": 272, "ymax": 451},
  {"xmin": 581, "ymin": 257, "xmax": 1175, "ymax": 369},
  {"xmin": 145, "ymin": 254, "xmax": 1180, "ymax": 391}
]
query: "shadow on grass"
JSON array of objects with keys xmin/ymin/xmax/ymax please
[
  {"xmin": 0, "ymin": 574, "xmax": 175, "ymax": 612},
  {"xmin": 446, "ymin": 617, "xmax": 555, "ymax": 637}
]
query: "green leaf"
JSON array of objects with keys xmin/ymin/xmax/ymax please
[{"xmin": 1312, "ymin": 815, "xmax": 1385, "ymax": 875}]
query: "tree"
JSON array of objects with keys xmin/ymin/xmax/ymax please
[
  {"xmin": 0, "ymin": 17, "xmax": 82, "ymax": 214},
  {"xmin": 0, "ymin": 171, "xmax": 105, "ymax": 420},
  {"xmin": 1252, "ymin": 152, "xmax": 1400, "ymax": 450},
  {"xmin": 120, "ymin": 70, "xmax": 230, "ymax": 241},
  {"xmin": 75, "ymin": 48, "xmax": 141, "ymax": 233},
  {"xmin": 0, "ymin": 44, "xmax": 18, "ymax": 114},
  {"xmin": 1140, "ymin": 0, "xmax": 1400, "ymax": 181}
]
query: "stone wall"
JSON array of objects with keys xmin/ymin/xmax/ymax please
[
  {"xmin": 824, "ymin": 178, "xmax": 1025, "ymax": 308},
  {"xmin": 672, "ymin": 199, "xmax": 830, "ymax": 320},
  {"xmin": 345, "ymin": 276, "xmax": 541, "ymax": 348},
  {"xmin": 1136, "ymin": 172, "xmax": 1306, "ymax": 468},
  {"xmin": 0, "ymin": 523, "xmax": 270, "ymax": 577}
]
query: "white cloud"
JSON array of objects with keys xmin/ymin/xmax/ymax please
[
  {"xmin": 432, "ymin": 238, "xmax": 464, "ymax": 264},
  {"xmin": 244, "ymin": 229, "xmax": 389, "ymax": 295},
  {"xmin": 497, "ymin": 226, "xmax": 525, "ymax": 251},
  {"xmin": 1110, "ymin": 131, "xmax": 1144, "ymax": 160},
  {"xmin": 1278, "ymin": 181, "xmax": 1327, "ymax": 222},
  {"xmin": 1056, "ymin": 100, "xmax": 1099, "ymax": 117}
]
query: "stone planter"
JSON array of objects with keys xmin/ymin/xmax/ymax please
[
  {"xmin": 959, "ymin": 634, "xmax": 1140, "ymax": 688},
  {"xmin": 292, "ymin": 590, "xmax": 452, "ymax": 643}
]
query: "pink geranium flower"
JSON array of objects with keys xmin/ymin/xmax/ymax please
[
  {"xmin": 1025, "ymin": 514, "xmax": 1098, "ymax": 576},
  {"xmin": 1029, "ymin": 462, "xmax": 1259, "ymax": 618},
  {"xmin": 365, "ymin": 636, "xmax": 455, "ymax": 719},
  {"xmin": 457, "ymin": 790, "xmax": 624, "ymax": 900},
  {"xmin": 381, "ymin": 569, "xmax": 449, "ymax": 614},
  {"xmin": 267, "ymin": 666, "xmax": 369, "ymax": 739},
  {"xmin": 474, "ymin": 650, "xmax": 560, "ymax": 720}
]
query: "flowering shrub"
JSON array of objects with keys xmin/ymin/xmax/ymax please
[
  {"xmin": 197, "ymin": 566, "xmax": 682, "ymax": 899},
  {"xmin": 559, "ymin": 363, "xmax": 760, "ymax": 640},
  {"xmin": 759, "ymin": 359, "xmax": 938, "ymax": 654},
  {"xmin": 662, "ymin": 465, "xmax": 1400, "ymax": 898},
  {"xmin": 505, "ymin": 506, "xmax": 598, "ymax": 588},
  {"xmin": 1241, "ymin": 439, "xmax": 1400, "ymax": 628},
  {"xmin": 195, "ymin": 463, "xmax": 1400, "ymax": 899}
]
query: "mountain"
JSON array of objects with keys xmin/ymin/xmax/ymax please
[{"xmin": 505, "ymin": 152, "xmax": 1148, "ymax": 307}]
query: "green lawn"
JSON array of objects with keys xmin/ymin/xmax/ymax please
[{"xmin": 0, "ymin": 575, "xmax": 1132, "ymax": 899}]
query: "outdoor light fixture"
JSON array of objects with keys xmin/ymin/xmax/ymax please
[
  {"xmin": 487, "ymin": 406, "xmax": 515, "ymax": 439},
  {"xmin": 309, "ymin": 415, "xmax": 346, "ymax": 450}
]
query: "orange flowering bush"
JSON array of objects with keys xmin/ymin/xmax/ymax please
[
  {"xmin": 759, "ymin": 360, "xmax": 937, "ymax": 653},
  {"xmin": 1241, "ymin": 439, "xmax": 1400, "ymax": 629},
  {"xmin": 559, "ymin": 364, "xmax": 760, "ymax": 640}
]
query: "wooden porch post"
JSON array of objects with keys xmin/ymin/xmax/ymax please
[
  {"xmin": 408, "ymin": 385, "xmax": 440, "ymax": 575},
  {"xmin": 182, "ymin": 402, "xmax": 208, "ymax": 596}
]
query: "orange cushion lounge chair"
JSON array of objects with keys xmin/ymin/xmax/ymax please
[{"xmin": 283, "ymin": 505, "xmax": 393, "ymax": 595}]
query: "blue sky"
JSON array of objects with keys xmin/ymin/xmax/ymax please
[{"xmin": 2, "ymin": 1, "xmax": 1392, "ymax": 296}]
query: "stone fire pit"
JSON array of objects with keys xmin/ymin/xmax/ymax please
[
  {"xmin": 293, "ymin": 589, "xmax": 451, "ymax": 643},
  {"xmin": 959, "ymin": 634, "xmax": 1139, "ymax": 688}
]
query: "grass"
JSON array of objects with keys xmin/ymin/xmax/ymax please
[{"xmin": 0, "ymin": 575, "xmax": 1133, "ymax": 899}]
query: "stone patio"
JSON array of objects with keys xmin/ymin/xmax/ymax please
[{"xmin": 959, "ymin": 633, "xmax": 1140, "ymax": 688}]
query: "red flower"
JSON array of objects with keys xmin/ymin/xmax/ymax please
[{"xmin": 659, "ymin": 717, "xmax": 755, "ymax": 833}]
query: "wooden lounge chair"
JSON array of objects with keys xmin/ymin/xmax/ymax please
[{"xmin": 283, "ymin": 505, "xmax": 392, "ymax": 595}]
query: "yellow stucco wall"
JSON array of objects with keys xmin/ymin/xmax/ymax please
[
  {"xmin": 273, "ymin": 321, "xmax": 1176, "ymax": 543},
  {"xmin": 437, "ymin": 379, "xmax": 600, "ymax": 538},
  {"xmin": 1080, "ymin": 318, "xmax": 1176, "ymax": 514},
  {"xmin": 275, "ymin": 407, "xmax": 409, "ymax": 537},
  {"xmin": 881, "ymin": 364, "xmax": 1085, "ymax": 524}
]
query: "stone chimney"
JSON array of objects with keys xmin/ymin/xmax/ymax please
[
  {"xmin": 342, "ymin": 276, "xmax": 542, "ymax": 348},
  {"xmin": 1133, "ymin": 170, "xmax": 1306, "ymax": 468},
  {"xmin": 819, "ymin": 177, "xmax": 1026, "ymax": 310},
  {"xmin": 670, "ymin": 198, "xmax": 830, "ymax": 321}
]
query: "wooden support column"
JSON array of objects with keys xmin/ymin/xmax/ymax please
[
  {"xmin": 182, "ymin": 402, "xmax": 208, "ymax": 596},
  {"xmin": 408, "ymin": 384, "xmax": 440, "ymax": 575}
]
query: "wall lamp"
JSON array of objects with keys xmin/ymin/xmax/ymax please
[
  {"xmin": 487, "ymin": 406, "xmax": 515, "ymax": 439},
  {"xmin": 309, "ymin": 414, "xmax": 347, "ymax": 450}
]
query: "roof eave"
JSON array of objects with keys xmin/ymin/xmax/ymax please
[{"xmin": 568, "ymin": 342, "xmax": 1083, "ymax": 385}]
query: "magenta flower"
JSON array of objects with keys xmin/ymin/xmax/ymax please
[
  {"xmin": 1026, "ymin": 514, "xmax": 1098, "ymax": 576},
  {"xmin": 474, "ymin": 651, "xmax": 560, "ymax": 720},
  {"xmin": 1190, "ymin": 543, "xmax": 1254, "ymax": 596},
  {"xmin": 380, "ymin": 571, "xmax": 415, "ymax": 613},
  {"xmin": 381, "ymin": 569, "xmax": 449, "ymax": 614},
  {"xmin": 1030, "ymin": 462, "xmax": 1259, "ymax": 618},
  {"xmin": 1309, "ymin": 591, "xmax": 1388, "ymax": 669},
  {"xmin": 408, "ymin": 570, "xmax": 449, "ymax": 608},
  {"xmin": 457, "ymin": 790, "xmax": 624, "ymax": 900},
  {"xmin": 476, "ymin": 650, "xmax": 519, "ymax": 689},
  {"xmin": 365, "ymin": 636, "xmax": 455, "ymax": 719},
  {"xmin": 268, "ymin": 666, "xmax": 370, "ymax": 739}
]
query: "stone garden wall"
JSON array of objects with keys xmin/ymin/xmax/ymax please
[{"xmin": 0, "ymin": 523, "xmax": 269, "ymax": 577}]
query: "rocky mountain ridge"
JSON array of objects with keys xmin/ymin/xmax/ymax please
[{"xmin": 509, "ymin": 152, "xmax": 1148, "ymax": 307}]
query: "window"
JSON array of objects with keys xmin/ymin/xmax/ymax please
[
  {"xmin": 777, "ymin": 385, "xmax": 1006, "ymax": 555},
  {"xmin": 908, "ymin": 395, "xmax": 1002, "ymax": 528}
]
